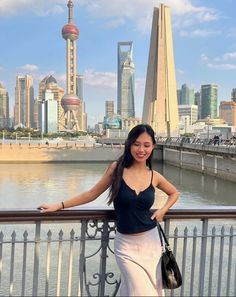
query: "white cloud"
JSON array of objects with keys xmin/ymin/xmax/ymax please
[
  {"xmin": 181, "ymin": 29, "xmax": 221, "ymax": 37},
  {"xmin": 207, "ymin": 63, "xmax": 236, "ymax": 70},
  {"xmin": 0, "ymin": 0, "xmax": 219, "ymax": 33},
  {"xmin": 191, "ymin": 29, "xmax": 221, "ymax": 37},
  {"xmin": 223, "ymin": 52, "xmax": 236, "ymax": 60},
  {"xmin": 19, "ymin": 64, "xmax": 39, "ymax": 71},
  {"xmin": 0, "ymin": 0, "xmax": 65, "ymax": 16},
  {"xmin": 103, "ymin": 18, "xmax": 126, "ymax": 29},
  {"xmin": 201, "ymin": 53, "xmax": 208, "ymax": 61},
  {"xmin": 0, "ymin": 66, "xmax": 4, "ymax": 71},
  {"xmin": 177, "ymin": 68, "xmax": 184, "ymax": 75},
  {"xmin": 83, "ymin": 69, "xmax": 117, "ymax": 89}
]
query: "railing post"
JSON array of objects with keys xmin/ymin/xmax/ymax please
[
  {"xmin": 78, "ymin": 220, "xmax": 87, "ymax": 297},
  {"xmin": 198, "ymin": 218, "xmax": 208, "ymax": 296},
  {"xmin": 214, "ymin": 155, "xmax": 218, "ymax": 175},
  {"xmin": 98, "ymin": 220, "xmax": 109, "ymax": 297},
  {"xmin": 32, "ymin": 222, "xmax": 41, "ymax": 296},
  {"xmin": 0, "ymin": 231, "xmax": 3, "ymax": 289}
]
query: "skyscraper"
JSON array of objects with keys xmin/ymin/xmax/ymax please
[
  {"xmin": 231, "ymin": 88, "xmax": 236, "ymax": 103},
  {"xmin": 76, "ymin": 74, "xmax": 87, "ymax": 130},
  {"xmin": 179, "ymin": 84, "xmax": 194, "ymax": 105},
  {"xmin": 0, "ymin": 83, "xmax": 9, "ymax": 128},
  {"xmin": 201, "ymin": 84, "xmax": 218, "ymax": 119},
  {"xmin": 76, "ymin": 74, "xmax": 84, "ymax": 101},
  {"xmin": 105, "ymin": 100, "xmax": 114, "ymax": 118},
  {"xmin": 142, "ymin": 4, "xmax": 179, "ymax": 137},
  {"xmin": 219, "ymin": 101, "xmax": 236, "ymax": 126},
  {"xmin": 194, "ymin": 91, "xmax": 201, "ymax": 119},
  {"xmin": 14, "ymin": 75, "xmax": 34, "ymax": 128},
  {"xmin": 117, "ymin": 41, "xmax": 135, "ymax": 118},
  {"xmin": 38, "ymin": 75, "xmax": 64, "ymax": 131},
  {"xmin": 38, "ymin": 90, "xmax": 58, "ymax": 133},
  {"xmin": 61, "ymin": 0, "xmax": 84, "ymax": 131}
]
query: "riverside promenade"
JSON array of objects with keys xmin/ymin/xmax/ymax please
[
  {"xmin": 156, "ymin": 137, "xmax": 236, "ymax": 182},
  {"xmin": 0, "ymin": 142, "xmax": 123, "ymax": 163}
]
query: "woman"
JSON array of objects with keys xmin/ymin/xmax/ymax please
[{"xmin": 38, "ymin": 124, "xmax": 179, "ymax": 296}]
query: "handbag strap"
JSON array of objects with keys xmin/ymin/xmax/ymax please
[{"xmin": 157, "ymin": 223, "xmax": 171, "ymax": 249}]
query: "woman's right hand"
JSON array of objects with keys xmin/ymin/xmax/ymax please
[{"xmin": 37, "ymin": 202, "xmax": 62, "ymax": 213}]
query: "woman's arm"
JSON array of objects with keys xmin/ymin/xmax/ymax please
[
  {"xmin": 38, "ymin": 162, "xmax": 117, "ymax": 213},
  {"xmin": 151, "ymin": 171, "xmax": 180, "ymax": 221}
]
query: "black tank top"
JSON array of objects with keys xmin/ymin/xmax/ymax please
[{"xmin": 113, "ymin": 170, "xmax": 157, "ymax": 234}]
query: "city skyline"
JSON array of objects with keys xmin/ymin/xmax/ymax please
[{"xmin": 1, "ymin": 0, "xmax": 236, "ymax": 126}]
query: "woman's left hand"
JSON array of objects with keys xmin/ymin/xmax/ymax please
[{"xmin": 151, "ymin": 209, "xmax": 166, "ymax": 222}]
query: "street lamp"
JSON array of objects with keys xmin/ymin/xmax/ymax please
[
  {"xmin": 184, "ymin": 117, "xmax": 187, "ymax": 135},
  {"xmin": 15, "ymin": 132, "xmax": 18, "ymax": 144},
  {"xmin": 207, "ymin": 115, "xmax": 210, "ymax": 141},
  {"xmin": 28, "ymin": 132, "xmax": 31, "ymax": 144}
]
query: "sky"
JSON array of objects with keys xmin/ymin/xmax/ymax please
[{"xmin": 0, "ymin": 0, "xmax": 236, "ymax": 127}]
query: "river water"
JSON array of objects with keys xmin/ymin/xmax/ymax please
[
  {"xmin": 0, "ymin": 162, "xmax": 235, "ymax": 209},
  {"xmin": 0, "ymin": 163, "xmax": 235, "ymax": 297}
]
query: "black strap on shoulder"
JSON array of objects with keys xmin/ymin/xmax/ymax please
[{"xmin": 150, "ymin": 170, "xmax": 154, "ymax": 185}]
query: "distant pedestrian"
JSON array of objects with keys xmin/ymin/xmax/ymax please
[
  {"xmin": 213, "ymin": 135, "xmax": 220, "ymax": 146},
  {"xmin": 38, "ymin": 124, "xmax": 180, "ymax": 296}
]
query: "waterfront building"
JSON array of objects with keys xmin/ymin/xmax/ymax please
[
  {"xmin": 122, "ymin": 117, "xmax": 142, "ymax": 131},
  {"xmin": 103, "ymin": 115, "xmax": 122, "ymax": 130},
  {"xmin": 177, "ymin": 89, "xmax": 181, "ymax": 105},
  {"xmin": 94, "ymin": 122, "xmax": 103, "ymax": 134},
  {"xmin": 76, "ymin": 74, "xmax": 87, "ymax": 131},
  {"xmin": 194, "ymin": 91, "xmax": 201, "ymax": 119},
  {"xmin": 231, "ymin": 88, "xmax": 236, "ymax": 103},
  {"xmin": 38, "ymin": 75, "xmax": 65, "ymax": 131},
  {"xmin": 105, "ymin": 100, "xmax": 114, "ymax": 118},
  {"xmin": 219, "ymin": 101, "xmax": 236, "ymax": 126},
  {"xmin": 76, "ymin": 74, "xmax": 83, "ymax": 101},
  {"xmin": 117, "ymin": 41, "xmax": 135, "ymax": 118},
  {"xmin": 0, "ymin": 83, "xmax": 9, "ymax": 128},
  {"xmin": 178, "ymin": 84, "xmax": 195, "ymax": 105},
  {"xmin": 178, "ymin": 105, "xmax": 198, "ymax": 124},
  {"xmin": 142, "ymin": 4, "xmax": 179, "ymax": 137},
  {"xmin": 201, "ymin": 84, "xmax": 218, "ymax": 119},
  {"xmin": 33, "ymin": 99, "xmax": 38, "ymax": 129},
  {"xmin": 38, "ymin": 90, "xmax": 58, "ymax": 133},
  {"xmin": 14, "ymin": 75, "xmax": 34, "ymax": 128},
  {"xmin": 61, "ymin": 0, "xmax": 85, "ymax": 131}
]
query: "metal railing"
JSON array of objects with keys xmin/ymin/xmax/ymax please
[
  {"xmin": 0, "ymin": 208, "xmax": 235, "ymax": 296},
  {"xmin": 156, "ymin": 137, "xmax": 236, "ymax": 156}
]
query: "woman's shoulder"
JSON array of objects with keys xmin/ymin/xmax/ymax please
[
  {"xmin": 105, "ymin": 161, "xmax": 117, "ymax": 176},
  {"xmin": 109, "ymin": 161, "xmax": 118, "ymax": 170},
  {"xmin": 152, "ymin": 170, "xmax": 163, "ymax": 186}
]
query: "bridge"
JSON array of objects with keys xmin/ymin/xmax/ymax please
[{"xmin": 155, "ymin": 137, "xmax": 236, "ymax": 182}]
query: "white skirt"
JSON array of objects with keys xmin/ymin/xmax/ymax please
[{"xmin": 114, "ymin": 227, "xmax": 164, "ymax": 296}]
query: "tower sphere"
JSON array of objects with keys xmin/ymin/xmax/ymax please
[
  {"xmin": 61, "ymin": 94, "xmax": 81, "ymax": 112},
  {"xmin": 62, "ymin": 24, "xmax": 79, "ymax": 40}
]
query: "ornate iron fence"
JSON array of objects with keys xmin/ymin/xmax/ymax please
[{"xmin": 0, "ymin": 208, "xmax": 235, "ymax": 296}]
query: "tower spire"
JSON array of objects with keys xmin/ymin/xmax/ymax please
[
  {"xmin": 68, "ymin": 0, "xmax": 73, "ymax": 23},
  {"xmin": 61, "ymin": 0, "xmax": 81, "ymax": 131}
]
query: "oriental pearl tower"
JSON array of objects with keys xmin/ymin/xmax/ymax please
[{"xmin": 61, "ymin": 0, "xmax": 81, "ymax": 131}]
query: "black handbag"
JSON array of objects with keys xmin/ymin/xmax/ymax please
[{"xmin": 157, "ymin": 223, "xmax": 182, "ymax": 289}]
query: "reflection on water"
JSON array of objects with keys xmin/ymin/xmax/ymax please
[{"xmin": 0, "ymin": 163, "xmax": 235, "ymax": 209}]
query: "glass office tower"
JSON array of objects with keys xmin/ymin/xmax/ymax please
[
  {"xmin": 117, "ymin": 41, "xmax": 135, "ymax": 118},
  {"xmin": 201, "ymin": 84, "xmax": 218, "ymax": 119}
]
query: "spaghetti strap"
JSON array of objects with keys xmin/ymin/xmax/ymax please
[{"xmin": 150, "ymin": 170, "xmax": 153, "ymax": 185}]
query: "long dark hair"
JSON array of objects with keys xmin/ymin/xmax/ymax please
[{"xmin": 107, "ymin": 124, "xmax": 156, "ymax": 205}]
